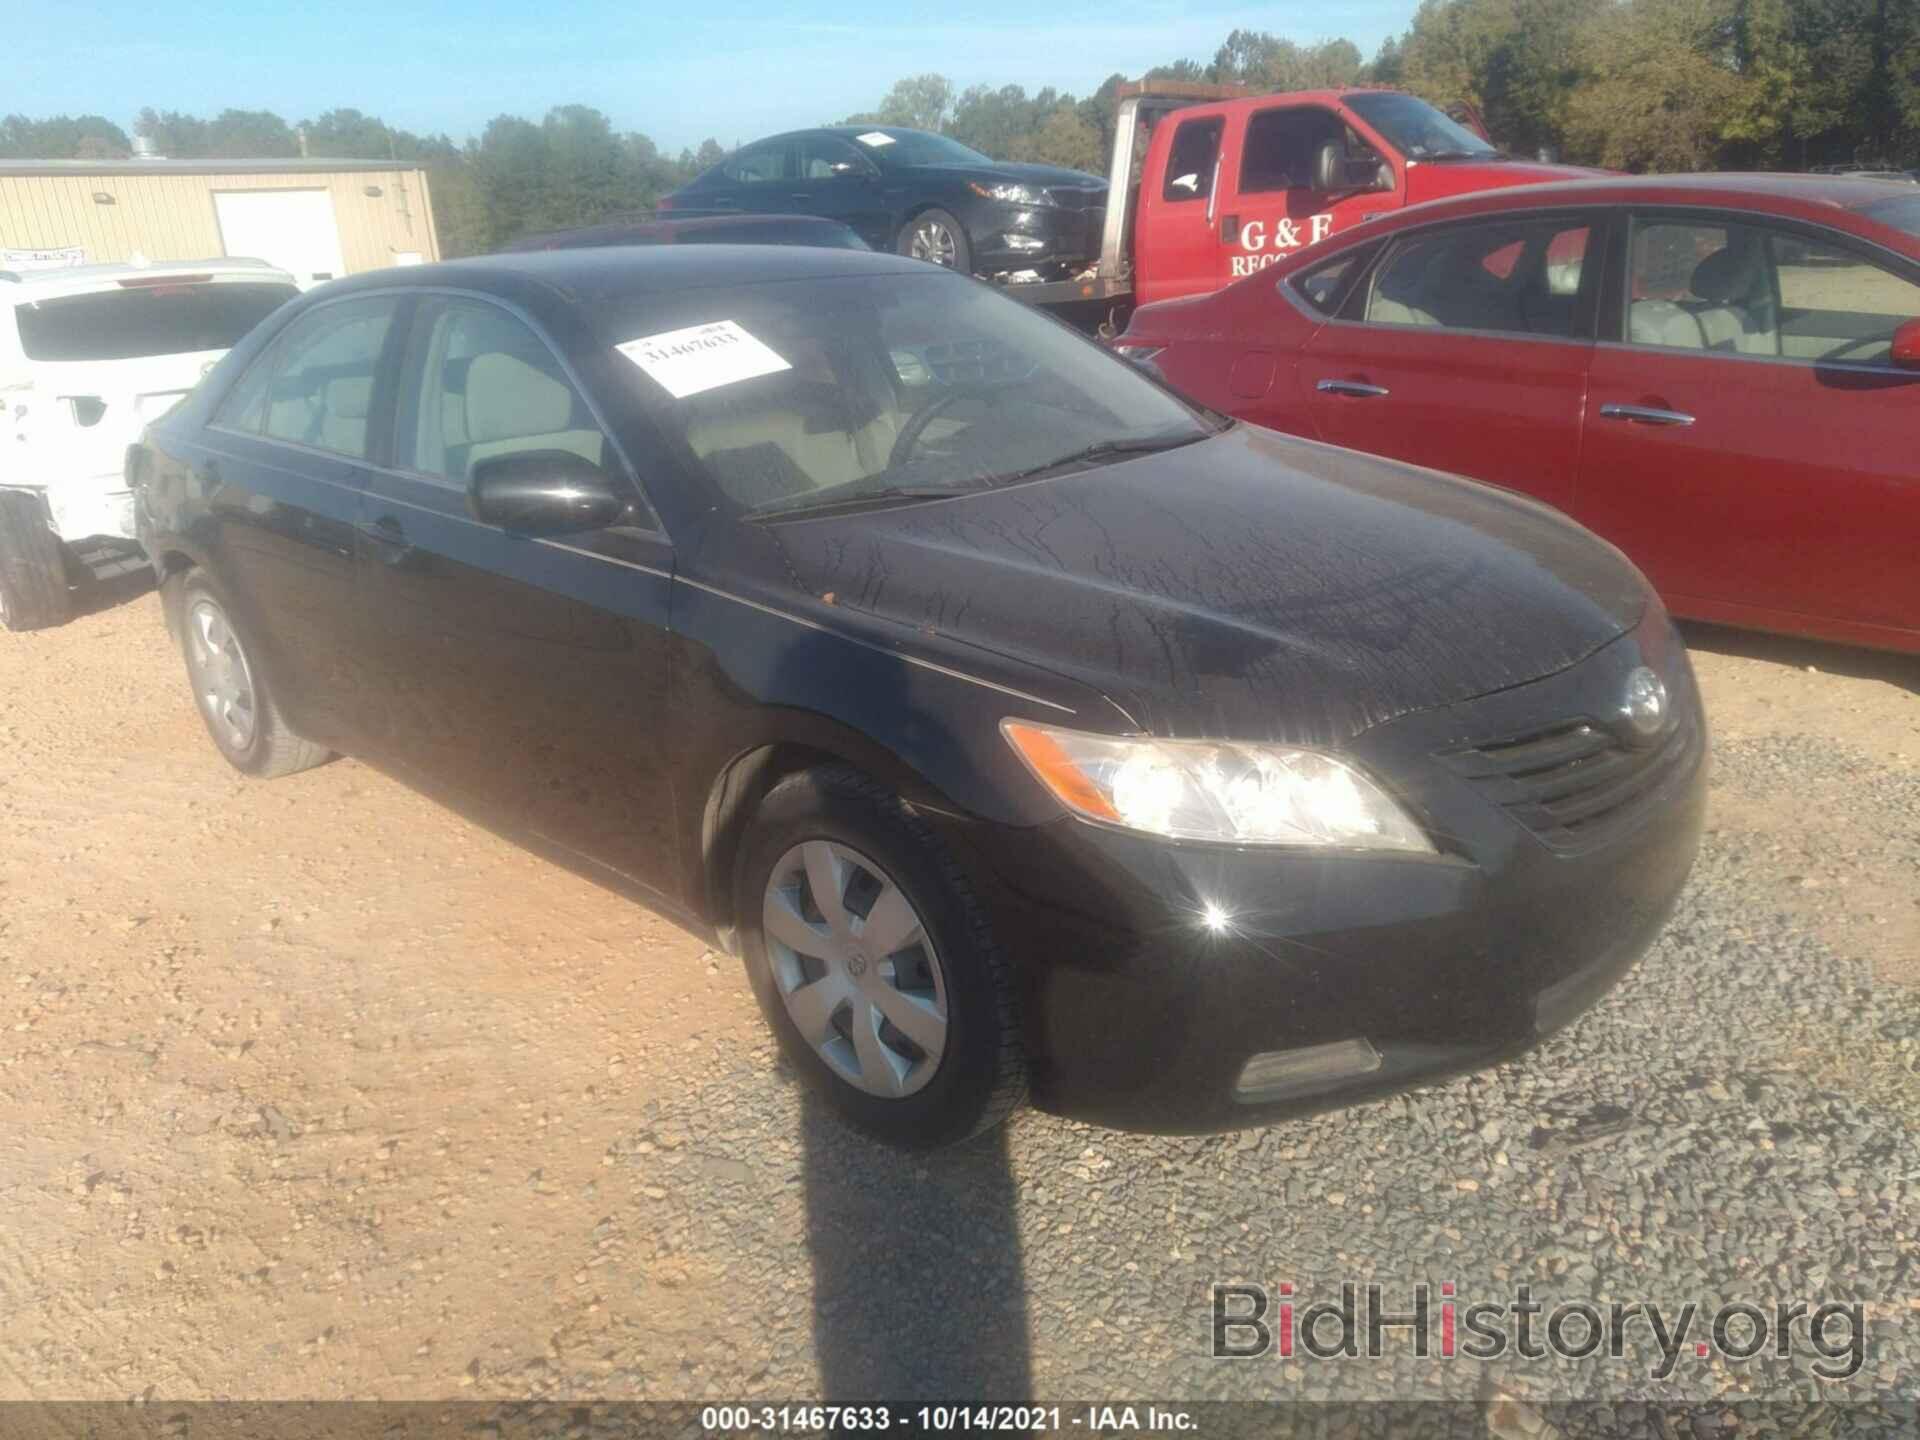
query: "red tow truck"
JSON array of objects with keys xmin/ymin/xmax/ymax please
[{"xmin": 1016, "ymin": 81, "xmax": 1599, "ymax": 318}]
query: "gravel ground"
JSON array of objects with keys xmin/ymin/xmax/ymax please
[{"xmin": 0, "ymin": 586, "xmax": 1914, "ymax": 1419}]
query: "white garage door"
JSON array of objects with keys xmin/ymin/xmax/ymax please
[{"xmin": 213, "ymin": 189, "xmax": 348, "ymax": 289}]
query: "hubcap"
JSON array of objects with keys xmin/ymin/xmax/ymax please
[
  {"xmin": 909, "ymin": 221, "xmax": 959, "ymax": 268},
  {"xmin": 762, "ymin": 840, "xmax": 948, "ymax": 1099},
  {"xmin": 186, "ymin": 599, "xmax": 257, "ymax": 751}
]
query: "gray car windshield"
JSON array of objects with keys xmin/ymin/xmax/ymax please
[
  {"xmin": 1344, "ymin": 93, "xmax": 1500, "ymax": 160},
  {"xmin": 604, "ymin": 272, "xmax": 1211, "ymax": 518}
]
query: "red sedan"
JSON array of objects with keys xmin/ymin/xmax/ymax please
[{"xmin": 1115, "ymin": 175, "xmax": 1920, "ymax": 654}]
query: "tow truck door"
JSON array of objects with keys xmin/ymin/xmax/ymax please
[
  {"xmin": 1134, "ymin": 109, "xmax": 1232, "ymax": 305},
  {"xmin": 1210, "ymin": 102, "xmax": 1403, "ymax": 282}
]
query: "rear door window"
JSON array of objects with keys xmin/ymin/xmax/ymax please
[
  {"xmin": 724, "ymin": 142, "xmax": 791, "ymax": 186},
  {"xmin": 1365, "ymin": 220, "xmax": 1593, "ymax": 337},
  {"xmin": 255, "ymin": 297, "xmax": 400, "ymax": 459},
  {"xmin": 13, "ymin": 281, "xmax": 297, "ymax": 362}
]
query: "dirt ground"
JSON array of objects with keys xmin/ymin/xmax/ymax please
[{"xmin": 0, "ymin": 584, "xmax": 1914, "ymax": 1401}]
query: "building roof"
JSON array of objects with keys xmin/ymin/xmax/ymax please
[{"xmin": 0, "ymin": 158, "xmax": 423, "ymax": 178}]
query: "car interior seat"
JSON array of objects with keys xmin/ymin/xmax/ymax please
[
  {"xmin": 683, "ymin": 336, "xmax": 902, "ymax": 508},
  {"xmin": 459, "ymin": 352, "xmax": 607, "ymax": 478},
  {"xmin": 1687, "ymin": 246, "xmax": 1779, "ymax": 355},
  {"xmin": 1369, "ymin": 244, "xmax": 1445, "ymax": 327}
]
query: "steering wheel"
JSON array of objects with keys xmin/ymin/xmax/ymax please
[{"xmin": 886, "ymin": 381, "xmax": 1017, "ymax": 470}]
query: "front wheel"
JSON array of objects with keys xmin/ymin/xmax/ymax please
[
  {"xmin": 171, "ymin": 570, "xmax": 330, "ymax": 779},
  {"xmin": 0, "ymin": 489, "xmax": 73, "ymax": 632},
  {"xmin": 897, "ymin": 209, "xmax": 972, "ymax": 274},
  {"xmin": 735, "ymin": 765, "xmax": 1026, "ymax": 1147}
]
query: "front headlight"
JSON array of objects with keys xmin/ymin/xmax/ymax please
[
  {"xmin": 969, "ymin": 181, "xmax": 1054, "ymax": 207},
  {"xmin": 1002, "ymin": 722, "xmax": 1434, "ymax": 852}
]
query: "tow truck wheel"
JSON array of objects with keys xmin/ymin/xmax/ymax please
[
  {"xmin": 898, "ymin": 209, "xmax": 972, "ymax": 274},
  {"xmin": 0, "ymin": 489, "xmax": 74, "ymax": 632}
]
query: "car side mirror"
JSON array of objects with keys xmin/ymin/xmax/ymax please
[
  {"xmin": 468, "ymin": 450, "xmax": 627, "ymax": 535},
  {"xmin": 1890, "ymin": 317, "xmax": 1920, "ymax": 369}
]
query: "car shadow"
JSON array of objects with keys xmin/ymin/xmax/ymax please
[
  {"xmin": 800, "ymin": 1090, "xmax": 1032, "ymax": 1399},
  {"xmin": 68, "ymin": 564, "xmax": 156, "ymax": 621},
  {"xmin": 1676, "ymin": 620, "xmax": 1920, "ymax": 697}
]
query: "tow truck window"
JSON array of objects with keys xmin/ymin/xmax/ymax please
[
  {"xmin": 1162, "ymin": 117, "xmax": 1222, "ymax": 203},
  {"xmin": 1240, "ymin": 108, "xmax": 1377, "ymax": 193}
]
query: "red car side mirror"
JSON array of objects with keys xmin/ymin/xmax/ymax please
[{"xmin": 1891, "ymin": 317, "xmax": 1920, "ymax": 368}]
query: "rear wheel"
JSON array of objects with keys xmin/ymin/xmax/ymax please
[
  {"xmin": 897, "ymin": 208, "xmax": 973, "ymax": 274},
  {"xmin": 172, "ymin": 570, "xmax": 330, "ymax": 779},
  {"xmin": 0, "ymin": 490, "xmax": 73, "ymax": 632},
  {"xmin": 735, "ymin": 764, "xmax": 1025, "ymax": 1147}
]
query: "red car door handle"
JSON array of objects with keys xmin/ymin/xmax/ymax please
[
  {"xmin": 1599, "ymin": 403, "xmax": 1695, "ymax": 427},
  {"xmin": 1316, "ymin": 379, "xmax": 1390, "ymax": 398}
]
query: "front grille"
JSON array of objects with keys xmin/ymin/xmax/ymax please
[
  {"xmin": 1439, "ymin": 709, "xmax": 1698, "ymax": 852},
  {"xmin": 1043, "ymin": 186, "xmax": 1105, "ymax": 210}
]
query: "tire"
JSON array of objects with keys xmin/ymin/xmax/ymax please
[
  {"xmin": 896, "ymin": 208, "xmax": 973, "ymax": 274},
  {"xmin": 0, "ymin": 490, "xmax": 73, "ymax": 632},
  {"xmin": 170, "ymin": 569, "xmax": 330, "ymax": 779},
  {"xmin": 735, "ymin": 764, "xmax": 1026, "ymax": 1148}
]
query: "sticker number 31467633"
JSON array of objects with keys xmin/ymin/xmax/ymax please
[{"xmin": 615, "ymin": 319, "xmax": 793, "ymax": 400}]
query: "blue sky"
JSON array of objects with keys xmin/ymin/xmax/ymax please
[{"xmin": 11, "ymin": 0, "xmax": 1418, "ymax": 154}]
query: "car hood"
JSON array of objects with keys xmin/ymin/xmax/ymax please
[{"xmin": 766, "ymin": 426, "xmax": 1648, "ymax": 744}]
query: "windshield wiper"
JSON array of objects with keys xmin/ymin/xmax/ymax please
[
  {"xmin": 983, "ymin": 430, "xmax": 1209, "ymax": 487},
  {"xmin": 1420, "ymin": 148, "xmax": 1508, "ymax": 162},
  {"xmin": 746, "ymin": 485, "xmax": 971, "ymax": 523}
]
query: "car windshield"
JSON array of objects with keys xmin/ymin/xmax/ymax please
[
  {"xmin": 853, "ymin": 129, "xmax": 992, "ymax": 168},
  {"xmin": 603, "ymin": 271, "xmax": 1212, "ymax": 518},
  {"xmin": 1344, "ymin": 92, "xmax": 1500, "ymax": 161},
  {"xmin": 1859, "ymin": 193, "xmax": 1920, "ymax": 239},
  {"xmin": 14, "ymin": 281, "xmax": 297, "ymax": 362}
]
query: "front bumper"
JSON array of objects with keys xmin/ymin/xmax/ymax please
[
  {"xmin": 971, "ymin": 201, "xmax": 1105, "ymax": 273},
  {"xmin": 945, "ymin": 624, "xmax": 1707, "ymax": 1133}
]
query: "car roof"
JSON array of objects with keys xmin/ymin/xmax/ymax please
[
  {"xmin": 1, "ymin": 257, "xmax": 297, "ymax": 297},
  {"xmin": 503, "ymin": 213, "xmax": 854, "ymax": 251},
  {"xmin": 1374, "ymin": 172, "xmax": 1920, "ymax": 233},
  {"xmin": 325, "ymin": 241, "xmax": 938, "ymax": 307}
]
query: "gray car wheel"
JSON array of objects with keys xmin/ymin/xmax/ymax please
[
  {"xmin": 736, "ymin": 764, "xmax": 1025, "ymax": 1147},
  {"xmin": 171, "ymin": 570, "xmax": 330, "ymax": 779},
  {"xmin": 897, "ymin": 208, "xmax": 973, "ymax": 274}
]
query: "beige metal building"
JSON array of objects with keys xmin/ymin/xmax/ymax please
[{"xmin": 0, "ymin": 159, "xmax": 439, "ymax": 287}]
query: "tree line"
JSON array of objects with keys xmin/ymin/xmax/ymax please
[{"xmin": 5, "ymin": 0, "xmax": 1916, "ymax": 257}]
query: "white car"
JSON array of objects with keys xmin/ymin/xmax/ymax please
[{"xmin": 1, "ymin": 257, "xmax": 298, "ymax": 630}]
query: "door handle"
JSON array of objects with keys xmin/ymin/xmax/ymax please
[
  {"xmin": 1599, "ymin": 403, "xmax": 1694, "ymax": 427},
  {"xmin": 1220, "ymin": 213, "xmax": 1240, "ymax": 244},
  {"xmin": 1316, "ymin": 379, "xmax": 1390, "ymax": 399}
]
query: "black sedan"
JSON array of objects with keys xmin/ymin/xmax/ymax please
[
  {"xmin": 133, "ymin": 245, "xmax": 1705, "ymax": 1146},
  {"xmin": 659, "ymin": 126, "xmax": 1106, "ymax": 281}
]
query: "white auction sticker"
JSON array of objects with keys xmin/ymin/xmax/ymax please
[
  {"xmin": 615, "ymin": 320, "xmax": 791, "ymax": 400},
  {"xmin": 854, "ymin": 130, "xmax": 896, "ymax": 147}
]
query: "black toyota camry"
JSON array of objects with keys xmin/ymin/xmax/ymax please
[
  {"xmin": 133, "ymin": 245, "xmax": 1705, "ymax": 1147},
  {"xmin": 658, "ymin": 126, "xmax": 1106, "ymax": 282}
]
